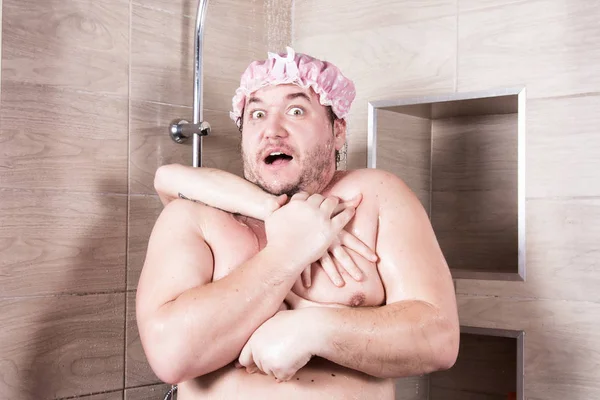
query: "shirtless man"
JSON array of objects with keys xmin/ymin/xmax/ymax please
[{"xmin": 136, "ymin": 47, "xmax": 459, "ymax": 399}]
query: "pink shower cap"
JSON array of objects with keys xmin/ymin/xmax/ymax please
[{"xmin": 230, "ymin": 46, "xmax": 356, "ymax": 127}]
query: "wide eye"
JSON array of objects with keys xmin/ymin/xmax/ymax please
[
  {"xmin": 251, "ymin": 110, "xmax": 266, "ymax": 119},
  {"xmin": 288, "ymin": 107, "xmax": 304, "ymax": 116}
]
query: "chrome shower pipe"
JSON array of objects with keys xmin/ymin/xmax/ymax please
[
  {"xmin": 169, "ymin": 0, "xmax": 211, "ymax": 167},
  {"xmin": 192, "ymin": 0, "xmax": 209, "ymax": 167}
]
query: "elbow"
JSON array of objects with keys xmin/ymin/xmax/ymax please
[
  {"xmin": 138, "ymin": 317, "xmax": 187, "ymax": 385},
  {"xmin": 428, "ymin": 316, "xmax": 460, "ymax": 373}
]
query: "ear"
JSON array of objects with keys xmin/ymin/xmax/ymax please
[{"xmin": 333, "ymin": 119, "xmax": 347, "ymax": 151}]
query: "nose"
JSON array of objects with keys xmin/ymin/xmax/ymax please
[{"xmin": 262, "ymin": 113, "xmax": 289, "ymax": 140}]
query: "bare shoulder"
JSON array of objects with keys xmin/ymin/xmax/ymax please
[
  {"xmin": 136, "ymin": 199, "xmax": 234, "ymax": 319},
  {"xmin": 331, "ymin": 168, "xmax": 418, "ymax": 209}
]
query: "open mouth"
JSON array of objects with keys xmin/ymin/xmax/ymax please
[{"xmin": 264, "ymin": 152, "xmax": 293, "ymax": 166}]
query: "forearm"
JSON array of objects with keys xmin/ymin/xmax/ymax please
[
  {"xmin": 312, "ymin": 301, "xmax": 459, "ymax": 378},
  {"xmin": 143, "ymin": 246, "xmax": 301, "ymax": 383},
  {"xmin": 154, "ymin": 163, "xmax": 279, "ymax": 220}
]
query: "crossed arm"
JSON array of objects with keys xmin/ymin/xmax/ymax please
[
  {"xmin": 138, "ymin": 165, "xmax": 459, "ymax": 383},
  {"xmin": 237, "ymin": 170, "xmax": 460, "ymax": 380}
]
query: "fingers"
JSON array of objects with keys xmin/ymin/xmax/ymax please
[
  {"xmin": 330, "ymin": 244, "xmax": 363, "ymax": 281},
  {"xmin": 275, "ymin": 194, "xmax": 288, "ymax": 206},
  {"xmin": 238, "ymin": 342, "xmax": 254, "ymax": 369},
  {"xmin": 338, "ymin": 230, "xmax": 378, "ymax": 262},
  {"xmin": 332, "ymin": 193, "xmax": 363, "ymax": 216},
  {"xmin": 320, "ymin": 196, "xmax": 340, "ymax": 217},
  {"xmin": 307, "ymin": 193, "xmax": 326, "ymax": 207},
  {"xmin": 301, "ymin": 265, "xmax": 312, "ymax": 288},
  {"xmin": 290, "ymin": 192, "xmax": 309, "ymax": 202},
  {"xmin": 319, "ymin": 252, "xmax": 344, "ymax": 287},
  {"xmin": 331, "ymin": 206, "xmax": 356, "ymax": 232}
]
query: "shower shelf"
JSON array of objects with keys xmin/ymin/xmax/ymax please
[
  {"xmin": 429, "ymin": 326, "xmax": 524, "ymax": 400},
  {"xmin": 368, "ymin": 87, "xmax": 526, "ymax": 281}
]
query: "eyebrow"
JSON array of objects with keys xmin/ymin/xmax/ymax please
[
  {"xmin": 245, "ymin": 92, "xmax": 312, "ymax": 107},
  {"xmin": 246, "ymin": 96, "xmax": 263, "ymax": 106},
  {"xmin": 286, "ymin": 92, "xmax": 311, "ymax": 103}
]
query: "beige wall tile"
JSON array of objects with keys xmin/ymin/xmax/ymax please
[
  {"xmin": 126, "ymin": 292, "xmax": 161, "ymax": 387},
  {"xmin": 132, "ymin": 0, "xmax": 197, "ymax": 17},
  {"xmin": 79, "ymin": 390, "xmax": 123, "ymax": 400},
  {"xmin": 456, "ymin": 197, "xmax": 600, "ymax": 303},
  {"xmin": 129, "ymin": 101, "xmax": 193, "ymax": 195},
  {"xmin": 431, "ymin": 114, "xmax": 519, "ymax": 275},
  {"xmin": 0, "ymin": 293, "xmax": 125, "ymax": 399},
  {"xmin": 458, "ymin": 0, "xmax": 600, "ymax": 98},
  {"xmin": 433, "ymin": 190, "xmax": 518, "ymax": 275},
  {"xmin": 130, "ymin": 5, "xmax": 194, "ymax": 106},
  {"xmin": 1, "ymin": 0, "xmax": 128, "ymax": 96},
  {"xmin": 294, "ymin": 0, "xmax": 455, "ymax": 39},
  {"xmin": 128, "ymin": 195, "xmax": 163, "ymax": 291},
  {"xmin": 0, "ymin": 82, "xmax": 128, "ymax": 193},
  {"xmin": 293, "ymin": 16, "xmax": 456, "ymax": 168},
  {"xmin": 429, "ymin": 333, "xmax": 516, "ymax": 399},
  {"xmin": 129, "ymin": 100, "xmax": 242, "ymax": 195},
  {"xmin": 457, "ymin": 295, "xmax": 600, "ymax": 399},
  {"xmin": 527, "ymin": 94, "xmax": 600, "ymax": 198},
  {"xmin": 0, "ymin": 189, "xmax": 126, "ymax": 297},
  {"xmin": 131, "ymin": 0, "xmax": 289, "ymax": 111},
  {"xmin": 125, "ymin": 383, "xmax": 172, "ymax": 400},
  {"xmin": 395, "ymin": 376, "xmax": 429, "ymax": 400},
  {"xmin": 375, "ymin": 109, "xmax": 431, "ymax": 212}
]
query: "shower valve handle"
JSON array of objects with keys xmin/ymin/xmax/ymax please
[{"xmin": 169, "ymin": 120, "xmax": 211, "ymax": 144}]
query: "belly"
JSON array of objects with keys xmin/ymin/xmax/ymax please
[{"xmin": 178, "ymin": 358, "xmax": 394, "ymax": 400}]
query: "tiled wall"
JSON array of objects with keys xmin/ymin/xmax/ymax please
[
  {"xmin": 293, "ymin": 0, "xmax": 600, "ymax": 399},
  {"xmin": 0, "ymin": 0, "xmax": 290, "ymax": 398}
]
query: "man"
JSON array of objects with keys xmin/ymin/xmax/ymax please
[{"xmin": 137, "ymin": 47, "xmax": 459, "ymax": 399}]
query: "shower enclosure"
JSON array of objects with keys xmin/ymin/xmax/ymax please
[{"xmin": 168, "ymin": 0, "xmax": 211, "ymax": 168}]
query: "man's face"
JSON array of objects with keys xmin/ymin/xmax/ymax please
[{"xmin": 240, "ymin": 84, "xmax": 346, "ymax": 196}]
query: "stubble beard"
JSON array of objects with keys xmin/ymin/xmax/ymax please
[{"xmin": 242, "ymin": 137, "xmax": 336, "ymax": 197}]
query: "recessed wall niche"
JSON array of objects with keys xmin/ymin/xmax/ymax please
[
  {"xmin": 368, "ymin": 88, "xmax": 526, "ymax": 281},
  {"xmin": 428, "ymin": 326, "xmax": 524, "ymax": 400}
]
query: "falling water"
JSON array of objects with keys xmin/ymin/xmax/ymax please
[{"xmin": 263, "ymin": 0, "xmax": 292, "ymax": 51}]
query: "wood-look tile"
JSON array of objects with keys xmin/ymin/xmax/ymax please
[
  {"xmin": 457, "ymin": 295, "xmax": 600, "ymax": 399},
  {"xmin": 394, "ymin": 376, "xmax": 429, "ymax": 400},
  {"xmin": 294, "ymin": 16, "xmax": 456, "ymax": 104},
  {"xmin": 78, "ymin": 390, "xmax": 123, "ymax": 400},
  {"xmin": 456, "ymin": 197, "xmax": 600, "ymax": 303},
  {"xmin": 132, "ymin": 0, "xmax": 197, "ymax": 17},
  {"xmin": 429, "ymin": 333, "xmax": 516, "ymax": 399},
  {"xmin": 0, "ymin": 293, "xmax": 125, "ymax": 400},
  {"xmin": 432, "ymin": 190, "xmax": 518, "ymax": 275},
  {"xmin": 458, "ymin": 0, "xmax": 600, "ymax": 98},
  {"xmin": 130, "ymin": 5, "xmax": 194, "ymax": 107},
  {"xmin": 125, "ymin": 384, "xmax": 171, "ymax": 400},
  {"xmin": 432, "ymin": 114, "xmax": 518, "ymax": 192},
  {"xmin": 527, "ymin": 94, "xmax": 600, "ymax": 198},
  {"xmin": 294, "ymin": 0, "xmax": 455, "ymax": 39},
  {"xmin": 376, "ymin": 109, "xmax": 431, "ymax": 213},
  {"xmin": 294, "ymin": 16, "xmax": 456, "ymax": 169},
  {"xmin": 129, "ymin": 100, "xmax": 242, "ymax": 195},
  {"xmin": 431, "ymin": 114, "xmax": 518, "ymax": 275},
  {"xmin": 0, "ymin": 82, "xmax": 128, "ymax": 193},
  {"xmin": 130, "ymin": 1, "xmax": 285, "ymax": 111},
  {"xmin": 1, "ymin": 0, "xmax": 128, "ymax": 96},
  {"xmin": 126, "ymin": 292, "xmax": 161, "ymax": 387},
  {"xmin": 127, "ymin": 195, "xmax": 163, "ymax": 291},
  {"xmin": 0, "ymin": 189, "xmax": 126, "ymax": 297}
]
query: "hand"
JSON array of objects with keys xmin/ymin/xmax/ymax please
[
  {"xmin": 301, "ymin": 194, "xmax": 378, "ymax": 288},
  {"xmin": 264, "ymin": 192, "xmax": 357, "ymax": 271},
  {"xmin": 237, "ymin": 309, "xmax": 318, "ymax": 381},
  {"xmin": 261, "ymin": 194, "xmax": 288, "ymax": 220}
]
